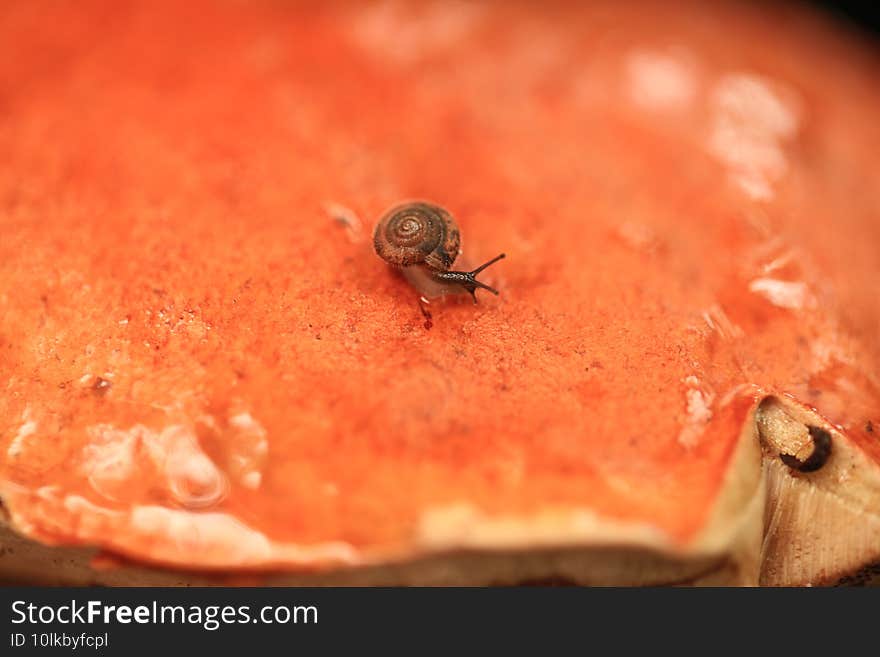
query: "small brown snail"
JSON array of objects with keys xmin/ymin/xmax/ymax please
[{"xmin": 373, "ymin": 201, "xmax": 505, "ymax": 302}]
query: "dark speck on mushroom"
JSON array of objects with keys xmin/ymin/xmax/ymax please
[{"xmin": 92, "ymin": 377, "xmax": 112, "ymax": 395}]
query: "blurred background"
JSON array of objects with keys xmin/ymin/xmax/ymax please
[{"xmin": 810, "ymin": 0, "xmax": 880, "ymax": 35}]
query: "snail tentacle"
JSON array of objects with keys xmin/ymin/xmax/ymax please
[{"xmin": 432, "ymin": 253, "xmax": 506, "ymax": 303}]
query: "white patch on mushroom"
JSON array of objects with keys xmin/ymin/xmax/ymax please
[
  {"xmin": 160, "ymin": 426, "xmax": 229, "ymax": 509},
  {"xmin": 678, "ymin": 376, "xmax": 715, "ymax": 448},
  {"xmin": 748, "ymin": 278, "xmax": 812, "ymax": 310},
  {"xmin": 625, "ymin": 49, "xmax": 697, "ymax": 111},
  {"xmin": 708, "ymin": 73, "xmax": 801, "ymax": 201},
  {"xmin": 81, "ymin": 427, "xmax": 139, "ymax": 502},
  {"xmin": 227, "ymin": 410, "xmax": 269, "ymax": 490},
  {"xmin": 701, "ymin": 304, "xmax": 743, "ymax": 340},
  {"xmin": 7, "ymin": 406, "xmax": 37, "ymax": 459},
  {"xmin": 126, "ymin": 506, "xmax": 358, "ymax": 567},
  {"xmin": 81, "ymin": 423, "xmax": 228, "ymax": 509},
  {"xmin": 349, "ymin": 0, "xmax": 485, "ymax": 65}
]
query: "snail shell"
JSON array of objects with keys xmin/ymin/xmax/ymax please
[{"xmin": 373, "ymin": 202, "xmax": 461, "ymax": 272}]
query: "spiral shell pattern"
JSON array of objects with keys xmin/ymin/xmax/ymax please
[{"xmin": 373, "ymin": 202, "xmax": 460, "ymax": 271}]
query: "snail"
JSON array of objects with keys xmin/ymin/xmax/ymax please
[{"xmin": 373, "ymin": 201, "xmax": 505, "ymax": 303}]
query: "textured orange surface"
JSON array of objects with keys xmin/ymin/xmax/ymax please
[{"xmin": 0, "ymin": 0, "xmax": 878, "ymax": 570}]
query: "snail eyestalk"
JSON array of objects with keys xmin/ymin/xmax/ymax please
[
  {"xmin": 470, "ymin": 253, "xmax": 506, "ymax": 276},
  {"xmin": 434, "ymin": 253, "xmax": 506, "ymax": 303}
]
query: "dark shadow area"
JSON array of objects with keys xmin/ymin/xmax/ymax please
[{"xmin": 809, "ymin": 0, "xmax": 880, "ymax": 37}]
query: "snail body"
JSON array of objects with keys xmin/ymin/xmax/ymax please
[{"xmin": 373, "ymin": 201, "xmax": 505, "ymax": 302}]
